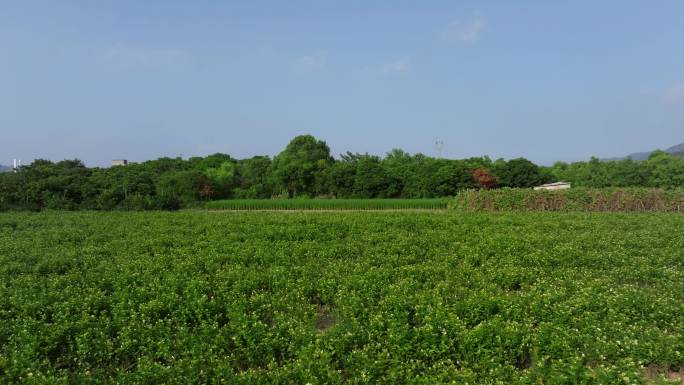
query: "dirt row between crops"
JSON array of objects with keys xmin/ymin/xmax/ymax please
[{"xmin": 206, "ymin": 209, "xmax": 449, "ymax": 213}]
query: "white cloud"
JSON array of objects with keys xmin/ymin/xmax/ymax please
[
  {"xmin": 382, "ymin": 57, "xmax": 410, "ymax": 74},
  {"xmin": 103, "ymin": 43, "xmax": 189, "ymax": 67},
  {"xmin": 663, "ymin": 83, "xmax": 684, "ymax": 103},
  {"xmin": 442, "ymin": 18, "xmax": 486, "ymax": 44},
  {"xmin": 293, "ymin": 53, "xmax": 325, "ymax": 73}
]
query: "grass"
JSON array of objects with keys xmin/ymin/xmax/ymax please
[
  {"xmin": 0, "ymin": 211, "xmax": 683, "ymax": 384},
  {"xmin": 205, "ymin": 198, "xmax": 449, "ymax": 210}
]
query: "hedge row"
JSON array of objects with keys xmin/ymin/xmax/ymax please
[{"xmin": 450, "ymin": 188, "xmax": 684, "ymax": 212}]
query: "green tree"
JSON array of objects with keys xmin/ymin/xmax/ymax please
[
  {"xmin": 645, "ymin": 151, "xmax": 684, "ymax": 188},
  {"xmin": 155, "ymin": 170, "xmax": 210, "ymax": 209},
  {"xmin": 270, "ymin": 135, "xmax": 333, "ymax": 197},
  {"xmin": 353, "ymin": 155, "xmax": 397, "ymax": 198},
  {"xmin": 429, "ymin": 161, "xmax": 475, "ymax": 196},
  {"xmin": 494, "ymin": 158, "xmax": 549, "ymax": 188},
  {"xmin": 205, "ymin": 161, "xmax": 236, "ymax": 198},
  {"xmin": 607, "ymin": 159, "xmax": 648, "ymax": 187},
  {"xmin": 234, "ymin": 156, "xmax": 273, "ymax": 198},
  {"xmin": 320, "ymin": 153, "xmax": 358, "ymax": 198}
]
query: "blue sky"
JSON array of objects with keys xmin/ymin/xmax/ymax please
[{"xmin": 1, "ymin": 1, "xmax": 683, "ymax": 166}]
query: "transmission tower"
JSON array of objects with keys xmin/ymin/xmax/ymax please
[{"xmin": 435, "ymin": 140, "xmax": 444, "ymax": 158}]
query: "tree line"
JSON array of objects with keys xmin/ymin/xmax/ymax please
[{"xmin": 1, "ymin": 135, "xmax": 682, "ymax": 210}]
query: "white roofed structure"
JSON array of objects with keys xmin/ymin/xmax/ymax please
[{"xmin": 533, "ymin": 182, "xmax": 571, "ymax": 191}]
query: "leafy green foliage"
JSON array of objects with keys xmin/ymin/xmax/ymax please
[
  {"xmin": 1, "ymin": 135, "xmax": 683, "ymax": 212},
  {"xmin": 546, "ymin": 152, "xmax": 684, "ymax": 189},
  {"xmin": 205, "ymin": 161, "xmax": 237, "ymax": 199},
  {"xmin": 0, "ymin": 211, "xmax": 682, "ymax": 384},
  {"xmin": 270, "ymin": 135, "xmax": 334, "ymax": 197},
  {"xmin": 494, "ymin": 158, "xmax": 551, "ymax": 188}
]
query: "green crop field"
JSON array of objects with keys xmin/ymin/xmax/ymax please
[
  {"xmin": 206, "ymin": 198, "xmax": 449, "ymax": 211},
  {"xmin": 1, "ymin": 211, "xmax": 683, "ymax": 384}
]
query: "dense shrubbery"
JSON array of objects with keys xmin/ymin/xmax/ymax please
[
  {"xmin": 547, "ymin": 152, "xmax": 684, "ymax": 189},
  {"xmin": 1, "ymin": 135, "xmax": 683, "ymax": 211},
  {"xmin": 451, "ymin": 188, "xmax": 684, "ymax": 212},
  {"xmin": 1, "ymin": 211, "xmax": 682, "ymax": 383}
]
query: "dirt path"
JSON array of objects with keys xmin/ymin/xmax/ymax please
[{"xmin": 205, "ymin": 209, "xmax": 449, "ymax": 213}]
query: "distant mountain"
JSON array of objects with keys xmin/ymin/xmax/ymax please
[
  {"xmin": 608, "ymin": 142, "xmax": 684, "ymax": 161},
  {"xmin": 666, "ymin": 142, "xmax": 684, "ymax": 157},
  {"xmin": 0, "ymin": 164, "xmax": 11, "ymax": 172}
]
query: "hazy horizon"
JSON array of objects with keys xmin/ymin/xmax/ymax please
[
  {"xmin": 2, "ymin": 1, "xmax": 683, "ymax": 167},
  {"xmin": 2, "ymin": 135, "xmax": 683, "ymax": 169}
]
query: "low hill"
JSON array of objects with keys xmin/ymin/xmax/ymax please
[
  {"xmin": 621, "ymin": 142, "xmax": 684, "ymax": 161},
  {"xmin": 665, "ymin": 142, "xmax": 684, "ymax": 157}
]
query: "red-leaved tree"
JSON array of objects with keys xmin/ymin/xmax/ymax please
[
  {"xmin": 472, "ymin": 168, "xmax": 497, "ymax": 189},
  {"xmin": 198, "ymin": 181, "xmax": 214, "ymax": 200}
]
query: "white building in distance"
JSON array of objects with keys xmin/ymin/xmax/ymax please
[
  {"xmin": 111, "ymin": 159, "xmax": 128, "ymax": 167},
  {"xmin": 534, "ymin": 182, "xmax": 571, "ymax": 191}
]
